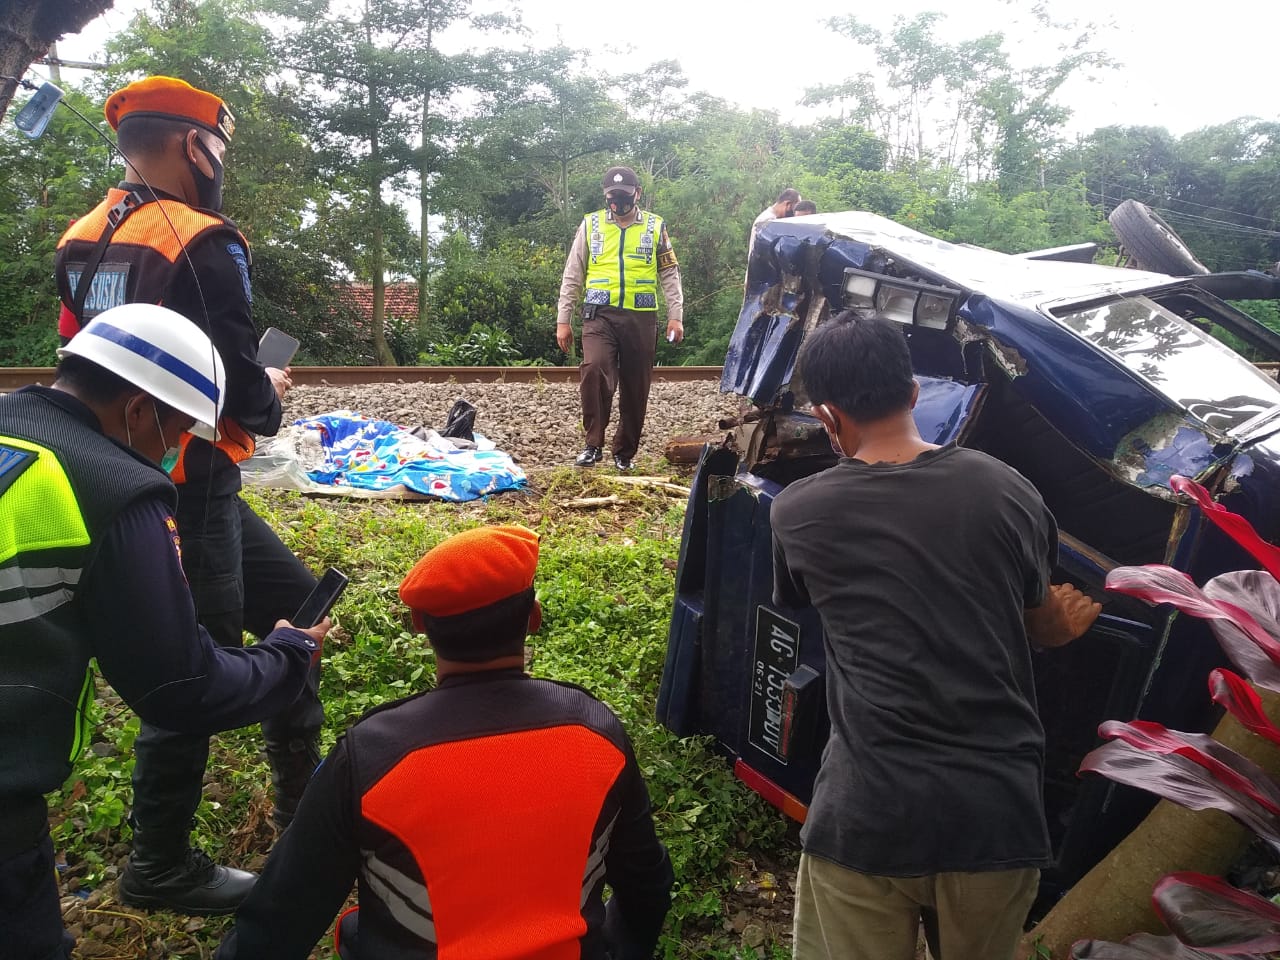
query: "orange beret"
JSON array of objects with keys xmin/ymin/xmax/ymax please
[
  {"xmin": 399, "ymin": 525, "xmax": 539, "ymax": 619},
  {"xmin": 105, "ymin": 76, "xmax": 236, "ymax": 142}
]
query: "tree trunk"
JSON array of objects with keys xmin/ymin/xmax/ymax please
[
  {"xmin": 0, "ymin": 1, "xmax": 113, "ymax": 121},
  {"xmin": 1019, "ymin": 685, "xmax": 1280, "ymax": 959},
  {"xmin": 366, "ymin": 81, "xmax": 394, "ymax": 366},
  {"xmin": 416, "ymin": 12, "xmax": 434, "ymax": 338},
  {"xmin": 417, "ymin": 82, "xmax": 430, "ymax": 337}
]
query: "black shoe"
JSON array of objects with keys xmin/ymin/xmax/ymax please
[
  {"xmin": 613, "ymin": 454, "xmax": 633, "ymax": 471},
  {"xmin": 119, "ymin": 846, "xmax": 256, "ymax": 916},
  {"xmin": 266, "ymin": 736, "xmax": 322, "ymax": 832},
  {"xmin": 575, "ymin": 446, "xmax": 603, "ymax": 467}
]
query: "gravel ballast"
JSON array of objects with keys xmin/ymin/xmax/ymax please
[{"xmin": 282, "ymin": 378, "xmax": 746, "ymax": 471}]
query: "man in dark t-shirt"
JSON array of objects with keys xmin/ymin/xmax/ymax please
[{"xmin": 771, "ymin": 312, "xmax": 1101, "ymax": 960}]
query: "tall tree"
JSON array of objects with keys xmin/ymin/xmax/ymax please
[
  {"xmin": 446, "ymin": 46, "xmax": 626, "ymax": 251},
  {"xmin": 806, "ymin": 10, "xmax": 1108, "ymax": 182},
  {"xmin": 270, "ymin": 0, "xmax": 517, "ymax": 362}
]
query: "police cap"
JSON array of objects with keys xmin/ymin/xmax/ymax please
[{"xmin": 602, "ymin": 166, "xmax": 640, "ymax": 193}]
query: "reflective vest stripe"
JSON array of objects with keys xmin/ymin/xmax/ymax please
[
  {"xmin": 69, "ymin": 664, "xmax": 95, "ymax": 763},
  {"xmin": 0, "ymin": 565, "xmax": 82, "ymax": 592},
  {"xmin": 0, "ymin": 585, "xmax": 77, "ymax": 627},
  {"xmin": 362, "ymin": 850, "xmax": 437, "ymax": 943}
]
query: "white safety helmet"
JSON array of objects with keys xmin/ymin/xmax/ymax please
[{"xmin": 57, "ymin": 303, "xmax": 225, "ymax": 440}]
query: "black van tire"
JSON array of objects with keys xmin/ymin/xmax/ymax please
[{"xmin": 1108, "ymin": 199, "xmax": 1210, "ymax": 275}]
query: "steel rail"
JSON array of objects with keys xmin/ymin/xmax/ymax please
[{"xmin": 0, "ymin": 365, "xmax": 727, "ymax": 391}]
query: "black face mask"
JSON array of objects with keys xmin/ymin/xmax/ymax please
[
  {"xmin": 606, "ymin": 190, "xmax": 637, "ymax": 218},
  {"xmin": 191, "ymin": 138, "xmax": 224, "ymax": 211}
]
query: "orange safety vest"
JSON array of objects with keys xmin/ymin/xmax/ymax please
[{"xmin": 56, "ymin": 190, "xmax": 258, "ymax": 476}]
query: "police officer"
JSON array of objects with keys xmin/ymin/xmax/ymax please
[
  {"xmin": 556, "ymin": 166, "xmax": 684, "ymax": 471},
  {"xmin": 53, "ymin": 76, "xmax": 322, "ymax": 914},
  {"xmin": 0, "ymin": 304, "xmax": 328, "ymax": 960},
  {"xmin": 216, "ymin": 525, "xmax": 674, "ymax": 960}
]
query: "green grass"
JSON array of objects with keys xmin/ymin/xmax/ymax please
[{"xmin": 52, "ymin": 475, "xmax": 795, "ymax": 957}]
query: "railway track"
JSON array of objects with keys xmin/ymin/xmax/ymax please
[
  {"xmin": 5, "ymin": 363, "xmax": 1275, "ymax": 392},
  {"xmin": 0, "ymin": 365, "xmax": 726, "ymax": 391}
]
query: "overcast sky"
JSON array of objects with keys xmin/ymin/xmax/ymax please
[{"xmin": 56, "ymin": 0, "xmax": 1277, "ymax": 138}]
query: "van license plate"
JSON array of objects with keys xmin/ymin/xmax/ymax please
[{"xmin": 748, "ymin": 606, "xmax": 801, "ymax": 763}]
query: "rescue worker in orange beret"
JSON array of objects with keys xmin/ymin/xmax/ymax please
[
  {"xmin": 216, "ymin": 526, "xmax": 675, "ymax": 960},
  {"xmin": 53, "ymin": 77, "xmax": 324, "ymax": 916}
]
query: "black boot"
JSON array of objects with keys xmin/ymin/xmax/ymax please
[
  {"xmin": 266, "ymin": 735, "xmax": 322, "ymax": 831},
  {"xmin": 118, "ymin": 826, "xmax": 256, "ymax": 916}
]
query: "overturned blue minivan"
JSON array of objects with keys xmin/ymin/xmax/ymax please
[{"xmin": 657, "ymin": 211, "xmax": 1280, "ymax": 901}]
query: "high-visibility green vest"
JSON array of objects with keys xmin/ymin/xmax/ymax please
[
  {"xmin": 0, "ymin": 388, "xmax": 172, "ymax": 852},
  {"xmin": 583, "ymin": 209, "xmax": 664, "ymax": 313}
]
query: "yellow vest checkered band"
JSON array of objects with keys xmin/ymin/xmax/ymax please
[{"xmin": 0, "ymin": 435, "xmax": 90, "ymax": 567}]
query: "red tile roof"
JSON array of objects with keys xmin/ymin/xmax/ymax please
[{"xmin": 337, "ymin": 283, "xmax": 419, "ymax": 322}]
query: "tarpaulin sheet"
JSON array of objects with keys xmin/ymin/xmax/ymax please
[{"xmin": 241, "ymin": 410, "xmax": 526, "ymax": 501}]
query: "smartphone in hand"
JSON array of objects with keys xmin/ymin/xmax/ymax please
[
  {"xmin": 258, "ymin": 326, "xmax": 300, "ymax": 370},
  {"xmin": 293, "ymin": 568, "xmax": 349, "ymax": 629}
]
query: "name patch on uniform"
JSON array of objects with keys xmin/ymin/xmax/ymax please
[
  {"xmin": 67, "ymin": 263, "xmax": 132, "ymax": 318},
  {"xmin": 226, "ymin": 243, "xmax": 252, "ymax": 304}
]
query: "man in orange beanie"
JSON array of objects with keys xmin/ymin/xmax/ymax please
[
  {"xmin": 216, "ymin": 525, "xmax": 675, "ymax": 960},
  {"xmin": 53, "ymin": 76, "xmax": 325, "ymax": 917}
]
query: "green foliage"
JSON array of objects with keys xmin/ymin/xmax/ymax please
[
  {"xmin": 427, "ymin": 233, "xmax": 562, "ymax": 364},
  {"xmin": 0, "ymin": 86, "xmax": 115, "ymax": 360},
  {"xmin": 419, "ymin": 322, "xmax": 521, "ymax": 366},
  {"xmin": 51, "ymin": 483, "xmax": 794, "ymax": 954},
  {"xmin": 251, "ymin": 242, "xmax": 371, "ymax": 364}
]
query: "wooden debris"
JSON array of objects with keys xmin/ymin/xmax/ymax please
[
  {"xmin": 664, "ymin": 436, "xmax": 716, "ymax": 465},
  {"xmin": 602, "ymin": 475, "xmax": 692, "ymax": 496},
  {"xmin": 560, "ymin": 495, "xmax": 622, "ymax": 509}
]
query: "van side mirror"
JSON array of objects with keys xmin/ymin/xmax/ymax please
[{"xmin": 13, "ymin": 81, "xmax": 64, "ymax": 139}]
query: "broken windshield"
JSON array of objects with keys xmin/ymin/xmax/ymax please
[{"xmin": 1054, "ymin": 296, "xmax": 1280, "ymax": 435}]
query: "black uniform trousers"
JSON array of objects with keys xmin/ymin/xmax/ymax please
[
  {"xmin": 130, "ymin": 493, "xmax": 320, "ymax": 837},
  {"xmin": 579, "ymin": 306, "xmax": 658, "ymax": 462},
  {"xmin": 0, "ymin": 832, "xmax": 74, "ymax": 960}
]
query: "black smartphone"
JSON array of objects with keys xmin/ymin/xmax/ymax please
[
  {"xmin": 14, "ymin": 81, "xmax": 64, "ymax": 139},
  {"xmin": 258, "ymin": 326, "xmax": 301, "ymax": 369},
  {"xmin": 292, "ymin": 567, "xmax": 349, "ymax": 628}
]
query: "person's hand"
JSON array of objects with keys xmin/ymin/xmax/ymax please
[
  {"xmin": 266, "ymin": 365, "xmax": 292, "ymax": 401},
  {"xmin": 665, "ymin": 318, "xmax": 684, "ymax": 344},
  {"xmin": 276, "ymin": 616, "xmax": 330, "ymax": 666},
  {"xmin": 1050, "ymin": 583, "xmax": 1102, "ymax": 640},
  {"xmin": 556, "ymin": 322, "xmax": 574, "ymax": 353}
]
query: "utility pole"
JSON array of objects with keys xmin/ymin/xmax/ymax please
[{"xmin": 46, "ymin": 42, "xmax": 61, "ymax": 84}]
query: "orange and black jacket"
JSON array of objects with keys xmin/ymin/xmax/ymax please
[
  {"xmin": 215, "ymin": 669, "xmax": 675, "ymax": 960},
  {"xmin": 54, "ymin": 184, "xmax": 281, "ymax": 494}
]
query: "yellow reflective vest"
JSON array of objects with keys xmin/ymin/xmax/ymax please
[{"xmin": 583, "ymin": 209, "xmax": 664, "ymax": 312}]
